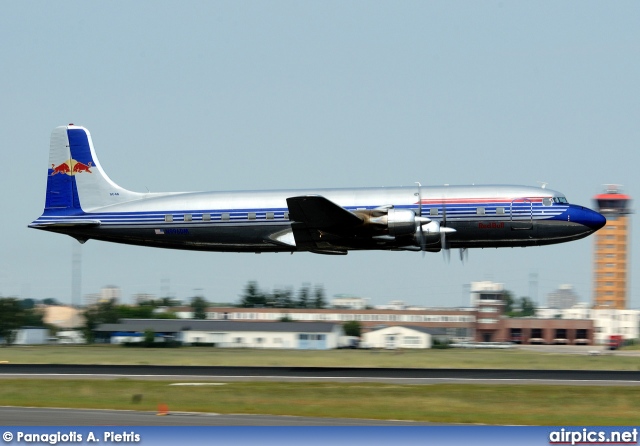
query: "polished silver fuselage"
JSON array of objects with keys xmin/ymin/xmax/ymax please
[{"xmin": 32, "ymin": 184, "xmax": 604, "ymax": 254}]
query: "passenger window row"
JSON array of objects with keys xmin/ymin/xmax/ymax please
[{"xmin": 164, "ymin": 212, "xmax": 289, "ymax": 223}]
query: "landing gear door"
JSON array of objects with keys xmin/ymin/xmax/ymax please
[{"xmin": 510, "ymin": 198, "xmax": 533, "ymax": 230}]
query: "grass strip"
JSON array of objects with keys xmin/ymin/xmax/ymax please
[
  {"xmin": 0, "ymin": 379, "xmax": 638, "ymax": 425},
  {"xmin": 1, "ymin": 346, "xmax": 640, "ymax": 370}
]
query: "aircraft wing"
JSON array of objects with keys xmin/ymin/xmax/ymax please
[
  {"xmin": 286, "ymin": 195, "xmax": 363, "ymax": 230},
  {"xmin": 285, "ymin": 195, "xmax": 364, "ymax": 255}
]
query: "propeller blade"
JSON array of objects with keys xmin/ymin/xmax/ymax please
[
  {"xmin": 415, "ymin": 182, "xmax": 422, "ymax": 218},
  {"xmin": 441, "ymin": 197, "xmax": 450, "ymax": 262},
  {"xmin": 459, "ymin": 248, "xmax": 469, "ymax": 263},
  {"xmin": 442, "ymin": 243, "xmax": 451, "ymax": 263},
  {"xmin": 415, "ymin": 182, "xmax": 426, "ymax": 256}
]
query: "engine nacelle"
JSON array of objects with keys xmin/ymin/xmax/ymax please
[
  {"xmin": 415, "ymin": 221, "xmax": 443, "ymax": 247},
  {"xmin": 387, "ymin": 208, "xmax": 418, "ymax": 236}
]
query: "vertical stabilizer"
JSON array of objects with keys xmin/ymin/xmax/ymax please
[{"xmin": 44, "ymin": 125, "xmax": 143, "ymax": 213}]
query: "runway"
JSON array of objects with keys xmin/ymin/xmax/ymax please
[
  {"xmin": 1, "ymin": 364, "xmax": 639, "ymax": 385},
  {"xmin": 0, "ymin": 406, "xmax": 428, "ymax": 426},
  {"xmin": 1, "ymin": 365, "xmax": 638, "ymax": 426}
]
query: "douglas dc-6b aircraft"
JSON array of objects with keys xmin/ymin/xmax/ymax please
[{"xmin": 30, "ymin": 125, "xmax": 606, "ymax": 258}]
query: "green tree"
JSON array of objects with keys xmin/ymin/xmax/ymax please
[
  {"xmin": 82, "ymin": 299, "xmax": 120, "ymax": 344},
  {"xmin": 116, "ymin": 304, "xmax": 155, "ymax": 319},
  {"xmin": 0, "ymin": 298, "xmax": 26, "ymax": 346},
  {"xmin": 143, "ymin": 328, "xmax": 156, "ymax": 346},
  {"xmin": 502, "ymin": 290, "xmax": 515, "ymax": 314},
  {"xmin": 22, "ymin": 308, "xmax": 44, "ymax": 327},
  {"xmin": 191, "ymin": 295, "xmax": 208, "ymax": 319},
  {"xmin": 272, "ymin": 288, "xmax": 295, "ymax": 308},
  {"xmin": 343, "ymin": 321, "xmax": 361, "ymax": 337},
  {"xmin": 296, "ymin": 283, "xmax": 310, "ymax": 308},
  {"xmin": 519, "ymin": 297, "xmax": 536, "ymax": 317},
  {"xmin": 504, "ymin": 293, "xmax": 537, "ymax": 318},
  {"xmin": 239, "ymin": 281, "xmax": 267, "ymax": 307},
  {"xmin": 312, "ymin": 285, "xmax": 326, "ymax": 309},
  {"xmin": 19, "ymin": 298, "xmax": 36, "ymax": 310}
]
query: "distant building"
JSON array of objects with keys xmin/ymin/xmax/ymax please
[
  {"xmin": 470, "ymin": 281, "xmax": 504, "ymax": 306},
  {"xmin": 330, "ymin": 295, "xmax": 369, "ymax": 310},
  {"xmin": 95, "ymin": 319, "xmax": 343, "ymax": 349},
  {"xmin": 547, "ymin": 285, "xmax": 579, "ymax": 309},
  {"xmin": 374, "ymin": 300, "xmax": 407, "ymax": 310},
  {"xmin": 14, "ymin": 328, "xmax": 49, "ymax": 345},
  {"xmin": 84, "ymin": 286, "xmax": 122, "ymax": 306},
  {"xmin": 133, "ymin": 293, "xmax": 156, "ymax": 305},
  {"xmin": 363, "ymin": 326, "xmax": 433, "ymax": 349},
  {"xmin": 593, "ymin": 185, "xmax": 633, "ymax": 309},
  {"xmin": 537, "ymin": 307, "xmax": 639, "ymax": 344},
  {"xmin": 41, "ymin": 305, "xmax": 85, "ymax": 328},
  {"xmin": 470, "ymin": 281, "xmax": 506, "ymax": 342}
]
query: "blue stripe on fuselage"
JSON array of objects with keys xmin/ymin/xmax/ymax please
[{"xmin": 34, "ymin": 201, "xmax": 569, "ymax": 226}]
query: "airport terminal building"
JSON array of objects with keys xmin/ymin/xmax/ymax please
[
  {"xmin": 92, "ymin": 282, "xmax": 601, "ymax": 347},
  {"xmin": 168, "ymin": 282, "xmax": 595, "ymax": 345}
]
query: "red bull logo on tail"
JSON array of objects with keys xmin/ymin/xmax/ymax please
[{"xmin": 50, "ymin": 159, "xmax": 92, "ymax": 176}]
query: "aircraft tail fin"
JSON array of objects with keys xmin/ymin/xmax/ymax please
[{"xmin": 43, "ymin": 125, "xmax": 143, "ymax": 213}]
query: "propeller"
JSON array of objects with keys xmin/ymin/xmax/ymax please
[
  {"xmin": 415, "ymin": 182, "xmax": 427, "ymax": 254},
  {"xmin": 441, "ymin": 197, "xmax": 450, "ymax": 262}
]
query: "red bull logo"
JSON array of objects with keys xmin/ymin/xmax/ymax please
[
  {"xmin": 50, "ymin": 159, "xmax": 92, "ymax": 176},
  {"xmin": 478, "ymin": 222, "xmax": 505, "ymax": 229}
]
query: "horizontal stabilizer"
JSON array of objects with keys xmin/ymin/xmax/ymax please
[{"xmin": 29, "ymin": 220, "xmax": 101, "ymax": 228}]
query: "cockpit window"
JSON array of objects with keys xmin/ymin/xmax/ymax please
[{"xmin": 553, "ymin": 196, "xmax": 568, "ymax": 204}]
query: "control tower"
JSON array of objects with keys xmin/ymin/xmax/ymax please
[{"xmin": 593, "ymin": 185, "xmax": 633, "ymax": 309}]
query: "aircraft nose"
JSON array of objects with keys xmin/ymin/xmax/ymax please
[{"xmin": 572, "ymin": 206, "xmax": 606, "ymax": 231}]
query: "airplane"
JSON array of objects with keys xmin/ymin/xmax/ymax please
[{"xmin": 30, "ymin": 124, "xmax": 606, "ymax": 257}]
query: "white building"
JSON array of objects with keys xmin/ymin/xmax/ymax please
[
  {"xmin": 374, "ymin": 300, "xmax": 408, "ymax": 310},
  {"xmin": 547, "ymin": 285, "xmax": 580, "ymax": 309},
  {"xmin": 362, "ymin": 326, "xmax": 433, "ymax": 349},
  {"xmin": 96, "ymin": 319, "xmax": 344, "ymax": 349},
  {"xmin": 536, "ymin": 307, "xmax": 640, "ymax": 344},
  {"xmin": 470, "ymin": 281, "xmax": 504, "ymax": 306},
  {"xmin": 331, "ymin": 295, "xmax": 369, "ymax": 310},
  {"xmin": 84, "ymin": 286, "xmax": 122, "ymax": 306},
  {"xmin": 14, "ymin": 328, "xmax": 49, "ymax": 345}
]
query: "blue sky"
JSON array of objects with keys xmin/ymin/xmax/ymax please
[{"xmin": 1, "ymin": 2, "xmax": 638, "ymax": 308}]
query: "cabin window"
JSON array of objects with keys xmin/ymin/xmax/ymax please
[
  {"xmin": 221, "ymin": 213, "xmax": 230, "ymax": 221},
  {"xmin": 266, "ymin": 212, "xmax": 274, "ymax": 220},
  {"xmin": 496, "ymin": 207, "xmax": 505, "ymax": 215},
  {"xmin": 202, "ymin": 213, "xmax": 211, "ymax": 222},
  {"xmin": 184, "ymin": 214, "xmax": 192, "ymax": 222},
  {"xmin": 476, "ymin": 207, "xmax": 485, "ymax": 216},
  {"xmin": 164, "ymin": 215, "xmax": 173, "ymax": 223},
  {"xmin": 284, "ymin": 212, "xmax": 290, "ymax": 220},
  {"xmin": 429, "ymin": 208, "xmax": 438, "ymax": 216},
  {"xmin": 543, "ymin": 198, "xmax": 553, "ymax": 206},
  {"xmin": 248, "ymin": 212, "xmax": 256, "ymax": 220}
]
